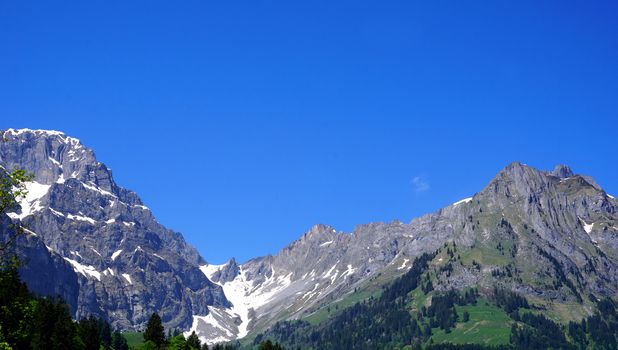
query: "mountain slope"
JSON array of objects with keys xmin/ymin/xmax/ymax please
[
  {"xmin": 192, "ymin": 163, "xmax": 618, "ymax": 344},
  {"xmin": 2, "ymin": 128, "xmax": 616, "ymax": 346},
  {"xmin": 0, "ymin": 129, "xmax": 229, "ymax": 331}
]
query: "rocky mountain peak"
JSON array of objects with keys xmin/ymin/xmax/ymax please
[
  {"xmin": 1, "ymin": 128, "xmax": 228, "ymax": 331},
  {"xmin": 304, "ymin": 223, "xmax": 336, "ymax": 239},
  {"xmin": 2, "ymin": 128, "xmax": 97, "ymax": 186},
  {"xmin": 552, "ymin": 164, "xmax": 575, "ymax": 178},
  {"xmin": 207, "ymin": 258, "xmax": 241, "ymax": 283}
]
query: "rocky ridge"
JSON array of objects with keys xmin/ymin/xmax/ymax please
[
  {"xmin": 0, "ymin": 129, "xmax": 228, "ymax": 331},
  {"xmin": 2, "ymin": 129, "xmax": 617, "ymax": 345}
]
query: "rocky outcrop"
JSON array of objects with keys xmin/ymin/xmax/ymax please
[{"xmin": 0, "ymin": 129, "xmax": 229, "ymax": 331}]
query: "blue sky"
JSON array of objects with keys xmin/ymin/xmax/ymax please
[{"xmin": 1, "ymin": 1, "xmax": 617, "ymax": 263}]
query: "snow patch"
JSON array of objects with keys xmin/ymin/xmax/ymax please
[
  {"xmin": 82, "ymin": 182, "xmax": 116, "ymax": 198},
  {"xmin": 301, "ymin": 282, "xmax": 321, "ymax": 301},
  {"xmin": 7, "ymin": 182, "xmax": 51, "ymax": 220},
  {"xmin": 22, "ymin": 227, "xmax": 37, "ymax": 236},
  {"xmin": 198, "ymin": 263, "xmax": 293, "ymax": 339},
  {"xmin": 608, "ymin": 194, "xmax": 615, "ymax": 199},
  {"xmin": 111, "ymin": 249, "xmax": 122, "ymax": 261},
  {"xmin": 185, "ymin": 309, "xmax": 235, "ymax": 345},
  {"xmin": 580, "ymin": 218, "xmax": 594, "ymax": 234},
  {"xmin": 341, "ymin": 264, "xmax": 356, "ymax": 278},
  {"xmin": 63, "ymin": 257, "xmax": 101, "ymax": 281},
  {"xmin": 397, "ymin": 258, "xmax": 410, "ymax": 270},
  {"xmin": 48, "ymin": 157, "xmax": 61, "ymax": 166},
  {"xmin": 66, "ymin": 213, "xmax": 97, "ymax": 224},
  {"xmin": 49, "ymin": 208, "xmax": 65, "ymax": 217},
  {"xmin": 6, "ymin": 128, "xmax": 65, "ymax": 137},
  {"xmin": 319, "ymin": 240, "xmax": 333, "ymax": 247},
  {"xmin": 121, "ymin": 274, "xmax": 132, "ymax": 285},
  {"xmin": 453, "ymin": 197, "xmax": 473, "ymax": 206},
  {"xmin": 323, "ymin": 263, "xmax": 338, "ymax": 279},
  {"xmin": 200, "ymin": 263, "xmax": 226, "ymax": 280}
]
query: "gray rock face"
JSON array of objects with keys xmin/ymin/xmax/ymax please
[
  {"xmin": 0, "ymin": 129, "xmax": 229, "ymax": 330},
  {"xmin": 0, "ymin": 214, "xmax": 80, "ymax": 314},
  {"xmin": 2, "ymin": 129, "xmax": 617, "ymax": 345},
  {"xmin": 196, "ymin": 162, "xmax": 618, "ymax": 343}
]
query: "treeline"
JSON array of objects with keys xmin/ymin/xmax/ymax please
[
  {"xmin": 254, "ymin": 249, "xmax": 618, "ymax": 350},
  {"xmin": 138, "ymin": 311, "xmax": 226, "ymax": 350},
  {"xmin": 254, "ymin": 252, "xmax": 437, "ymax": 349},
  {"xmin": 137, "ymin": 312, "xmax": 286, "ymax": 350},
  {"xmin": 422, "ymin": 289, "xmax": 478, "ymax": 333},
  {"xmin": 0, "ymin": 258, "xmax": 129, "ymax": 350}
]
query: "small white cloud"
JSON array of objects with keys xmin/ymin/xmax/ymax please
[{"xmin": 411, "ymin": 176, "xmax": 429, "ymax": 193}]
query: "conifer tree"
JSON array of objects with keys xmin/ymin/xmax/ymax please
[
  {"xmin": 143, "ymin": 313, "xmax": 166, "ymax": 347},
  {"xmin": 187, "ymin": 331, "xmax": 201, "ymax": 349}
]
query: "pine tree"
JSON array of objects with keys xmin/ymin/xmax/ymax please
[
  {"xmin": 168, "ymin": 334, "xmax": 189, "ymax": 350},
  {"xmin": 78, "ymin": 315, "xmax": 101, "ymax": 350},
  {"xmin": 112, "ymin": 331, "xmax": 129, "ymax": 350},
  {"xmin": 187, "ymin": 331, "xmax": 201, "ymax": 349},
  {"xmin": 98, "ymin": 319, "xmax": 112, "ymax": 350},
  {"xmin": 143, "ymin": 313, "xmax": 166, "ymax": 347}
]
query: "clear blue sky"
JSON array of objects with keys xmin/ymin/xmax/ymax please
[{"xmin": 1, "ymin": 1, "xmax": 616, "ymax": 263}]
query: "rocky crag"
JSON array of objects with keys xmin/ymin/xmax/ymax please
[{"xmin": 2, "ymin": 129, "xmax": 616, "ymax": 344}]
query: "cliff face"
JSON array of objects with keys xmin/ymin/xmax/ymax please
[{"xmin": 0, "ymin": 129, "xmax": 229, "ymax": 331}]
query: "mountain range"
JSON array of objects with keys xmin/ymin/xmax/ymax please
[{"xmin": 1, "ymin": 128, "xmax": 617, "ymax": 346}]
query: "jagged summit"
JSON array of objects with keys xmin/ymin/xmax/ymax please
[
  {"xmin": 5, "ymin": 128, "xmax": 68, "ymax": 137},
  {"xmin": 305, "ymin": 223, "xmax": 336, "ymax": 236},
  {"xmin": 552, "ymin": 164, "xmax": 575, "ymax": 178},
  {"xmin": 3, "ymin": 128, "xmax": 85, "ymax": 154},
  {"xmin": 0, "ymin": 129, "xmax": 225, "ymax": 331}
]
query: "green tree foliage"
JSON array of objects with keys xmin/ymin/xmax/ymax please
[
  {"xmin": 168, "ymin": 334, "xmax": 189, "ymax": 350},
  {"xmin": 0, "ymin": 168, "xmax": 33, "ymax": 258},
  {"xmin": 0, "ymin": 168, "xmax": 32, "ymax": 215},
  {"xmin": 258, "ymin": 340, "xmax": 284, "ymax": 350},
  {"xmin": 77, "ymin": 316, "xmax": 101, "ymax": 350},
  {"xmin": 0, "ymin": 259, "xmax": 35, "ymax": 348},
  {"xmin": 99, "ymin": 319, "xmax": 112, "ymax": 350},
  {"xmin": 112, "ymin": 331, "xmax": 129, "ymax": 350},
  {"xmin": 491, "ymin": 288, "xmax": 529, "ymax": 314},
  {"xmin": 1, "ymin": 257, "xmax": 119, "ymax": 350},
  {"xmin": 142, "ymin": 340, "xmax": 158, "ymax": 350},
  {"xmin": 30, "ymin": 298, "xmax": 81, "ymax": 350},
  {"xmin": 186, "ymin": 331, "xmax": 201, "ymax": 349},
  {"xmin": 144, "ymin": 313, "xmax": 166, "ymax": 348}
]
